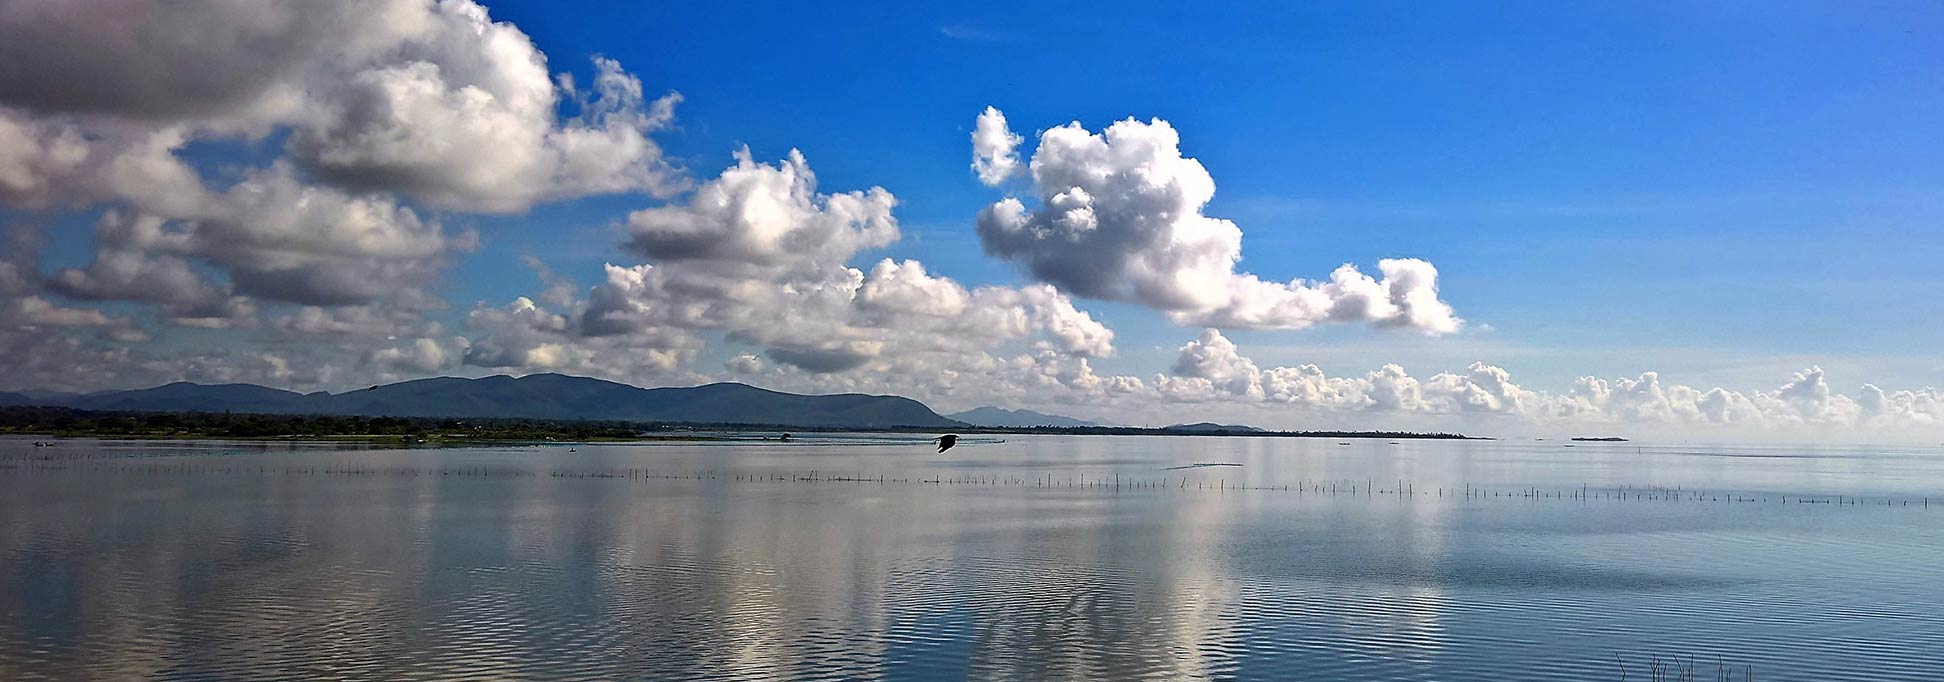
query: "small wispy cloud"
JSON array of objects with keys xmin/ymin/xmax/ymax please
[{"xmin": 938, "ymin": 24, "xmax": 1014, "ymax": 42}]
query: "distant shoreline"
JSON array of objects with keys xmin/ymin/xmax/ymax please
[
  {"xmin": 0, "ymin": 406, "xmax": 1480, "ymax": 443},
  {"xmin": 958, "ymin": 426, "xmax": 1478, "ymax": 440}
]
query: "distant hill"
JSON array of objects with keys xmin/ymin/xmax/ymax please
[
  {"xmin": 71, "ymin": 382, "xmax": 306, "ymax": 413},
  {"xmin": 33, "ymin": 374, "xmax": 963, "ymax": 429},
  {"xmin": 949, "ymin": 406, "xmax": 1101, "ymax": 428},
  {"xmin": 0, "ymin": 389, "xmax": 79, "ymax": 405},
  {"xmin": 1162, "ymin": 422, "xmax": 1264, "ymax": 434}
]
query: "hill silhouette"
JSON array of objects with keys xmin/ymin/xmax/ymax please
[
  {"xmin": 948, "ymin": 406, "xmax": 1102, "ymax": 428},
  {"xmin": 24, "ymin": 374, "xmax": 962, "ymax": 429}
]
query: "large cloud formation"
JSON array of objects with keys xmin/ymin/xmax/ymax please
[
  {"xmin": 0, "ymin": 0, "xmax": 677, "ymax": 316},
  {"xmin": 973, "ymin": 110, "xmax": 1461, "ymax": 334},
  {"xmin": 1, "ymin": 3, "xmax": 1936, "ymax": 442},
  {"xmin": 462, "ymin": 147, "xmax": 1116, "ymax": 380},
  {"xmin": 0, "ymin": 0, "xmax": 683, "ymax": 211},
  {"xmin": 0, "ymin": 0, "xmax": 685, "ymax": 387}
]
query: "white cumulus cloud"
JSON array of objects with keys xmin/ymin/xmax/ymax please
[
  {"xmin": 974, "ymin": 110, "xmax": 1461, "ymax": 334},
  {"xmin": 557, "ymin": 148, "xmax": 1116, "ymax": 378},
  {"xmin": 1140, "ymin": 329, "xmax": 1943, "ymax": 436},
  {"xmin": 970, "ymin": 106, "xmax": 1022, "ymax": 186}
]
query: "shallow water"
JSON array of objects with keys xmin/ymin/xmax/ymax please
[{"xmin": 2, "ymin": 435, "xmax": 1940, "ymax": 680}]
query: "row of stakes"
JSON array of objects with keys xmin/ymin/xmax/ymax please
[{"xmin": 2, "ymin": 459, "xmax": 1934, "ymax": 509}]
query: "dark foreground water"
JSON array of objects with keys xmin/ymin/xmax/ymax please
[{"xmin": 2, "ymin": 435, "xmax": 1941, "ymax": 681}]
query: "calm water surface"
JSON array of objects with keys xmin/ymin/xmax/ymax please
[{"xmin": 2, "ymin": 435, "xmax": 1941, "ymax": 680}]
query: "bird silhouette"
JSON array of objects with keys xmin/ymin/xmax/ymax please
[{"xmin": 935, "ymin": 434, "xmax": 958, "ymax": 453}]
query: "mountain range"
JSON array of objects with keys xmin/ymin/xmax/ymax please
[
  {"xmin": 1161, "ymin": 422, "xmax": 1265, "ymax": 434},
  {"xmin": 0, "ymin": 374, "xmax": 963, "ymax": 429},
  {"xmin": 947, "ymin": 406, "xmax": 1102, "ymax": 428}
]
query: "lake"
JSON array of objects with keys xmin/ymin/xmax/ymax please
[{"xmin": 2, "ymin": 434, "xmax": 1940, "ymax": 680}]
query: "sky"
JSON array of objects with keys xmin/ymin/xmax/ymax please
[{"xmin": 1, "ymin": 0, "xmax": 1941, "ymax": 441}]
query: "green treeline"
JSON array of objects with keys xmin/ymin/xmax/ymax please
[{"xmin": 0, "ymin": 406, "xmax": 644, "ymax": 442}]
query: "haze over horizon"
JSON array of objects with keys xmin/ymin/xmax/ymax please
[{"xmin": 3, "ymin": 1, "xmax": 1941, "ymax": 441}]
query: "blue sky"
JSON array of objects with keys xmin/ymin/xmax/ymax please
[
  {"xmin": 480, "ymin": 0, "xmax": 1944, "ymax": 385},
  {"xmin": 2, "ymin": 0, "xmax": 1941, "ymax": 437}
]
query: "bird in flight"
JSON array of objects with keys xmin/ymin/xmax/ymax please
[{"xmin": 935, "ymin": 434, "xmax": 958, "ymax": 453}]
